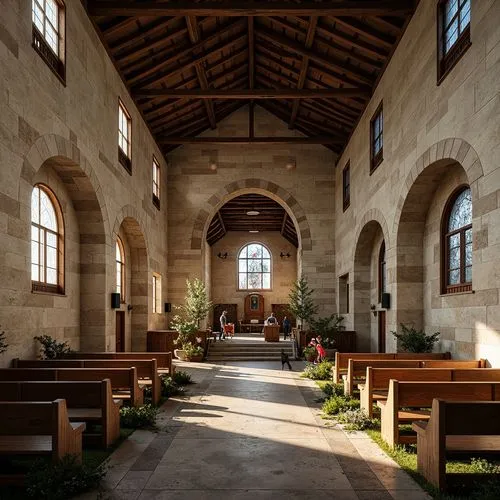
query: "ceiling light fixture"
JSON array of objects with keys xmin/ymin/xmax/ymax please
[
  {"xmin": 249, "ymin": 230, "xmax": 259, "ymax": 233},
  {"xmin": 246, "ymin": 210, "xmax": 260, "ymax": 216}
]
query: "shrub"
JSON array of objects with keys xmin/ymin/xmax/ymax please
[
  {"xmin": 25, "ymin": 455, "xmax": 105, "ymax": 500},
  {"xmin": 160, "ymin": 375, "xmax": 184, "ymax": 398},
  {"xmin": 321, "ymin": 382, "xmax": 345, "ymax": 398},
  {"xmin": 183, "ymin": 341, "xmax": 204, "ymax": 358},
  {"xmin": 119, "ymin": 404, "xmax": 159, "ymax": 428},
  {"xmin": 302, "ymin": 360, "xmax": 334, "ymax": 380},
  {"xmin": 391, "ymin": 324, "xmax": 440, "ymax": 353},
  {"xmin": 302, "ymin": 346, "xmax": 317, "ymax": 361},
  {"xmin": 34, "ymin": 335, "xmax": 72, "ymax": 359},
  {"xmin": 336, "ymin": 409, "xmax": 379, "ymax": 431},
  {"xmin": 322, "ymin": 394, "xmax": 360, "ymax": 416},
  {"xmin": 0, "ymin": 331, "xmax": 8, "ymax": 354},
  {"xmin": 172, "ymin": 370, "xmax": 193, "ymax": 385}
]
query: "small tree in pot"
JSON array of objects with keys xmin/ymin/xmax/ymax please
[
  {"xmin": 391, "ymin": 324, "xmax": 440, "ymax": 353},
  {"xmin": 288, "ymin": 275, "xmax": 318, "ymax": 331}
]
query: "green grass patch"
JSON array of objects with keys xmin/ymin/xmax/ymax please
[
  {"xmin": 301, "ymin": 361, "xmax": 334, "ymax": 380},
  {"xmin": 322, "ymin": 394, "xmax": 360, "ymax": 416}
]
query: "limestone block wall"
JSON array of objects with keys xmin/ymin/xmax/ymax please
[
  {"xmin": 210, "ymin": 232, "xmax": 297, "ymax": 323},
  {"xmin": 0, "ymin": 1, "xmax": 169, "ymax": 365},
  {"xmin": 334, "ymin": 0, "xmax": 500, "ymax": 363},
  {"xmin": 166, "ymin": 106, "xmax": 336, "ymax": 323}
]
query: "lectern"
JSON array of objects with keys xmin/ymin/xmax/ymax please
[{"xmin": 264, "ymin": 325, "xmax": 280, "ymax": 342}]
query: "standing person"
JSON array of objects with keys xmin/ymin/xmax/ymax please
[
  {"xmin": 266, "ymin": 312, "xmax": 277, "ymax": 325},
  {"xmin": 281, "ymin": 349, "xmax": 292, "ymax": 371},
  {"xmin": 283, "ymin": 316, "xmax": 291, "ymax": 340},
  {"xmin": 219, "ymin": 310, "xmax": 227, "ymax": 341},
  {"xmin": 315, "ymin": 337, "xmax": 326, "ymax": 363}
]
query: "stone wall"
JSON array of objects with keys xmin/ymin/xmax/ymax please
[
  {"xmin": 210, "ymin": 232, "xmax": 297, "ymax": 324},
  {"xmin": 166, "ymin": 106, "xmax": 336, "ymax": 326},
  {"xmin": 334, "ymin": 0, "xmax": 500, "ymax": 364},
  {"xmin": 0, "ymin": 0, "xmax": 169, "ymax": 365}
]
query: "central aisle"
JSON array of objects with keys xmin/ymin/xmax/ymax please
[{"xmin": 102, "ymin": 361, "xmax": 430, "ymax": 499}]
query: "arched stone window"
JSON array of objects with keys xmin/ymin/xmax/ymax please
[
  {"xmin": 116, "ymin": 237, "xmax": 125, "ymax": 301},
  {"xmin": 31, "ymin": 184, "xmax": 64, "ymax": 293},
  {"xmin": 238, "ymin": 243, "xmax": 271, "ymax": 290},
  {"xmin": 378, "ymin": 241, "xmax": 386, "ymax": 302},
  {"xmin": 442, "ymin": 186, "xmax": 472, "ymax": 293}
]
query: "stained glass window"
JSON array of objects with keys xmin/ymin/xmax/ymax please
[
  {"xmin": 31, "ymin": 185, "xmax": 62, "ymax": 293},
  {"xmin": 238, "ymin": 243, "xmax": 271, "ymax": 290},
  {"xmin": 443, "ymin": 186, "xmax": 472, "ymax": 292}
]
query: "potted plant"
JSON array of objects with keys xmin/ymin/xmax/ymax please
[
  {"xmin": 288, "ymin": 275, "xmax": 318, "ymax": 332},
  {"xmin": 391, "ymin": 324, "xmax": 440, "ymax": 353},
  {"xmin": 34, "ymin": 335, "xmax": 72, "ymax": 359},
  {"xmin": 302, "ymin": 345, "xmax": 317, "ymax": 363},
  {"xmin": 310, "ymin": 314, "xmax": 344, "ymax": 359},
  {"xmin": 170, "ymin": 315, "xmax": 198, "ymax": 360},
  {"xmin": 183, "ymin": 341, "xmax": 204, "ymax": 362}
]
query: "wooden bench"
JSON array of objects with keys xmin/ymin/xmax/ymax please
[
  {"xmin": 13, "ymin": 359, "xmax": 160, "ymax": 405},
  {"xmin": 378, "ymin": 380, "xmax": 500, "ymax": 448},
  {"xmin": 0, "ymin": 380, "xmax": 121, "ymax": 449},
  {"xmin": 345, "ymin": 358, "xmax": 487, "ymax": 397},
  {"xmin": 359, "ymin": 367, "xmax": 454, "ymax": 417},
  {"xmin": 63, "ymin": 352, "xmax": 173, "ymax": 374},
  {"xmin": 0, "ymin": 367, "xmax": 144, "ymax": 407},
  {"xmin": 412, "ymin": 399, "xmax": 500, "ymax": 491},
  {"xmin": 0, "ymin": 399, "xmax": 85, "ymax": 483},
  {"xmin": 332, "ymin": 352, "xmax": 451, "ymax": 383}
]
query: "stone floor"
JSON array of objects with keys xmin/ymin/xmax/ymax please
[{"xmin": 81, "ymin": 361, "xmax": 431, "ymax": 499}]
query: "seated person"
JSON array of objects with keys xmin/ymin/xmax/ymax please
[{"xmin": 265, "ymin": 312, "xmax": 278, "ymax": 325}]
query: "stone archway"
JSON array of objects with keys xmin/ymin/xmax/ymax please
[
  {"xmin": 22, "ymin": 134, "xmax": 110, "ymax": 351},
  {"xmin": 392, "ymin": 139, "xmax": 485, "ymax": 331},
  {"xmin": 112, "ymin": 207, "xmax": 149, "ymax": 351},
  {"xmin": 190, "ymin": 178, "xmax": 312, "ymax": 252},
  {"xmin": 353, "ymin": 211, "xmax": 390, "ymax": 352}
]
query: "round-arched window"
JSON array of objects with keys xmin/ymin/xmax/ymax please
[
  {"xmin": 31, "ymin": 184, "xmax": 64, "ymax": 293},
  {"xmin": 116, "ymin": 237, "xmax": 125, "ymax": 300},
  {"xmin": 442, "ymin": 186, "xmax": 472, "ymax": 293},
  {"xmin": 238, "ymin": 243, "xmax": 271, "ymax": 290}
]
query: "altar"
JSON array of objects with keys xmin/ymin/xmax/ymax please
[{"xmin": 239, "ymin": 322, "xmax": 264, "ymax": 333}]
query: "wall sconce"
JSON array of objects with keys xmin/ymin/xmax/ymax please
[
  {"xmin": 280, "ymin": 252, "xmax": 291, "ymax": 259},
  {"xmin": 217, "ymin": 252, "xmax": 228, "ymax": 259},
  {"xmin": 370, "ymin": 304, "xmax": 378, "ymax": 317},
  {"xmin": 127, "ymin": 304, "xmax": 133, "ymax": 312}
]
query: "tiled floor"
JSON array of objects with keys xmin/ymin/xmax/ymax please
[{"xmin": 80, "ymin": 361, "xmax": 430, "ymax": 499}]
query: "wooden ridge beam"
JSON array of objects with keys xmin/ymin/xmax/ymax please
[
  {"xmin": 159, "ymin": 136, "xmax": 343, "ymax": 145},
  {"xmin": 88, "ymin": 1, "xmax": 415, "ymax": 17},
  {"xmin": 135, "ymin": 88, "xmax": 370, "ymax": 99},
  {"xmin": 289, "ymin": 16, "xmax": 317, "ymax": 129}
]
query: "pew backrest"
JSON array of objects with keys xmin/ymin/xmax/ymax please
[
  {"xmin": 63, "ymin": 352, "xmax": 173, "ymax": 371},
  {"xmin": 452, "ymin": 368, "xmax": 500, "ymax": 381},
  {"xmin": 421, "ymin": 359, "xmax": 486, "ymax": 368}
]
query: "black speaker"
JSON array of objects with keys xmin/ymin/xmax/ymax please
[
  {"xmin": 164, "ymin": 302, "xmax": 171, "ymax": 313},
  {"xmin": 111, "ymin": 292, "xmax": 121, "ymax": 309},
  {"xmin": 381, "ymin": 292, "xmax": 390, "ymax": 309}
]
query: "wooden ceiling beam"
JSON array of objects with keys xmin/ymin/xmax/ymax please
[
  {"xmin": 331, "ymin": 17, "xmax": 395, "ymax": 49},
  {"xmin": 217, "ymin": 211, "xmax": 227, "ymax": 236},
  {"xmin": 186, "ymin": 16, "xmax": 217, "ymax": 129},
  {"xmin": 159, "ymin": 136, "xmax": 344, "ymax": 145},
  {"xmin": 248, "ymin": 17, "xmax": 255, "ymax": 89},
  {"xmin": 256, "ymin": 26, "xmax": 374, "ymax": 87},
  {"xmin": 135, "ymin": 88, "xmax": 370, "ymax": 99},
  {"xmin": 289, "ymin": 16, "xmax": 317, "ymax": 129},
  {"xmin": 101, "ymin": 17, "xmax": 137, "ymax": 37},
  {"xmin": 88, "ymin": 1, "xmax": 415, "ymax": 17}
]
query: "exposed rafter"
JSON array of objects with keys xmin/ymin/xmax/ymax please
[
  {"xmin": 159, "ymin": 136, "xmax": 344, "ymax": 145},
  {"xmin": 88, "ymin": 1, "xmax": 416, "ymax": 17}
]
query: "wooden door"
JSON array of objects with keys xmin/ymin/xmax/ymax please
[
  {"xmin": 378, "ymin": 310, "xmax": 386, "ymax": 353},
  {"xmin": 116, "ymin": 311, "xmax": 125, "ymax": 352}
]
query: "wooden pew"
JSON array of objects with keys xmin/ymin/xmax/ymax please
[
  {"xmin": 359, "ymin": 367, "xmax": 454, "ymax": 417},
  {"xmin": 0, "ymin": 399, "xmax": 85, "ymax": 483},
  {"xmin": 378, "ymin": 380, "xmax": 500, "ymax": 448},
  {"xmin": 63, "ymin": 352, "xmax": 173, "ymax": 374},
  {"xmin": 0, "ymin": 380, "xmax": 121, "ymax": 449},
  {"xmin": 0, "ymin": 367, "xmax": 144, "ymax": 407},
  {"xmin": 12, "ymin": 359, "xmax": 160, "ymax": 405},
  {"xmin": 345, "ymin": 358, "xmax": 487, "ymax": 397},
  {"xmin": 413, "ymin": 399, "xmax": 500, "ymax": 491},
  {"xmin": 332, "ymin": 352, "xmax": 451, "ymax": 383}
]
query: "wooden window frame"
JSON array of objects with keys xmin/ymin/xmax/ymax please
[
  {"xmin": 437, "ymin": 0, "xmax": 472, "ymax": 84},
  {"xmin": 237, "ymin": 242, "xmax": 272, "ymax": 291},
  {"xmin": 441, "ymin": 185, "xmax": 472, "ymax": 294},
  {"xmin": 31, "ymin": 184, "xmax": 65, "ymax": 295},
  {"xmin": 152, "ymin": 156, "xmax": 160, "ymax": 210},
  {"xmin": 370, "ymin": 102, "xmax": 383, "ymax": 173},
  {"xmin": 118, "ymin": 100, "xmax": 132, "ymax": 174},
  {"xmin": 116, "ymin": 237, "xmax": 125, "ymax": 302},
  {"xmin": 31, "ymin": 0, "xmax": 66, "ymax": 84},
  {"xmin": 342, "ymin": 161, "xmax": 350, "ymax": 211},
  {"xmin": 378, "ymin": 241, "xmax": 386, "ymax": 303}
]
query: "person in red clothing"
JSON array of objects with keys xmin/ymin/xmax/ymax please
[{"xmin": 315, "ymin": 336, "xmax": 326, "ymax": 363}]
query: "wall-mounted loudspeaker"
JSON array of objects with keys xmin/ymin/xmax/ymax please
[
  {"xmin": 381, "ymin": 293, "xmax": 391, "ymax": 309},
  {"xmin": 164, "ymin": 302, "xmax": 171, "ymax": 313},
  {"xmin": 111, "ymin": 292, "xmax": 121, "ymax": 309}
]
